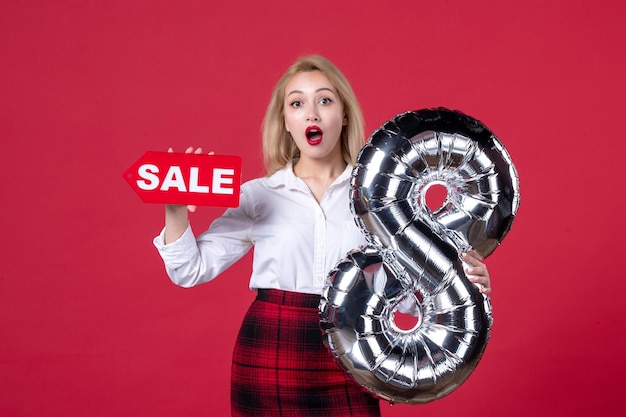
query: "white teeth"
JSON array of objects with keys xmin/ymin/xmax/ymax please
[{"xmin": 306, "ymin": 128, "xmax": 322, "ymax": 139}]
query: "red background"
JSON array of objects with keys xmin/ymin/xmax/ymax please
[{"xmin": 1, "ymin": 1, "xmax": 625, "ymax": 416}]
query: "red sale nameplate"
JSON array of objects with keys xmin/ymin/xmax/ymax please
[{"xmin": 123, "ymin": 151, "xmax": 242, "ymax": 207}]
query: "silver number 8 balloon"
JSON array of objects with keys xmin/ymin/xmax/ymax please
[{"xmin": 319, "ymin": 108, "xmax": 520, "ymax": 404}]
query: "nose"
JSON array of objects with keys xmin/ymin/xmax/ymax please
[{"xmin": 307, "ymin": 109, "xmax": 320, "ymax": 122}]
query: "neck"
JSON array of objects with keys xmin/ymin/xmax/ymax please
[
  {"xmin": 292, "ymin": 155, "xmax": 347, "ymax": 204},
  {"xmin": 293, "ymin": 155, "xmax": 347, "ymax": 180}
]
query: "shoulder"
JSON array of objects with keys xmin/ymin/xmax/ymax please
[
  {"xmin": 237, "ymin": 167, "xmax": 289, "ymax": 206},
  {"xmin": 241, "ymin": 174, "xmax": 278, "ymax": 195},
  {"xmin": 242, "ymin": 163, "xmax": 298, "ymax": 192}
]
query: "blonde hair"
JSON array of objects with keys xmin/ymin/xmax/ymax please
[{"xmin": 262, "ymin": 55, "xmax": 365, "ymax": 176}]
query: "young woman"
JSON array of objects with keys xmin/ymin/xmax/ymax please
[{"xmin": 153, "ymin": 55, "xmax": 491, "ymax": 416}]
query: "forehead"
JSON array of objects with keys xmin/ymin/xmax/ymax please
[{"xmin": 284, "ymin": 70, "xmax": 336, "ymax": 95}]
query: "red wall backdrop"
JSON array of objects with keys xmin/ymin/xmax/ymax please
[{"xmin": 2, "ymin": 1, "xmax": 625, "ymax": 416}]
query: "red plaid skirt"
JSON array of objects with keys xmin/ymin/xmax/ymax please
[{"xmin": 231, "ymin": 289, "xmax": 381, "ymax": 416}]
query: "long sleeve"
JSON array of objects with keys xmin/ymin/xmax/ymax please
[
  {"xmin": 152, "ymin": 164, "xmax": 368, "ymax": 294},
  {"xmin": 153, "ymin": 189, "xmax": 255, "ymax": 288}
]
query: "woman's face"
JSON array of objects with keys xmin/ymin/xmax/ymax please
[{"xmin": 283, "ymin": 70, "xmax": 346, "ymax": 163}]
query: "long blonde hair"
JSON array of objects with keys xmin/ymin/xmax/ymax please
[{"xmin": 262, "ymin": 55, "xmax": 365, "ymax": 176}]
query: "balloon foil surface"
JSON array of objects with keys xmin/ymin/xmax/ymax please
[{"xmin": 319, "ymin": 108, "xmax": 520, "ymax": 404}]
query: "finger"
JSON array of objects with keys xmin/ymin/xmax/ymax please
[
  {"xmin": 208, "ymin": 150, "xmax": 215, "ymax": 155},
  {"xmin": 461, "ymin": 252, "xmax": 482, "ymax": 267},
  {"xmin": 468, "ymin": 274, "xmax": 489, "ymax": 285},
  {"xmin": 194, "ymin": 147, "xmax": 203, "ymax": 154},
  {"xmin": 185, "ymin": 146, "xmax": 194, "ymax": 153},
  {"xmin": 465, "ymin": 266, "xmax": 487, "ymax": 279},
  {"xmin": 481, "ymin": 277, "xmax": 492, "ymax": 294},
  {"xmin": 187, "ymin": 205, "xmax": 197, "ymax": 213},
  {"xmin": 468, "ymin": 275, "xmax": 491, "ymax": 294},
  {"xmin": 167, "ymin": 147, "xmax": 174, "ymax": 153},
  {"xmin": 468, "ymin": 249, "xmax": 484, "ymax": 261}
]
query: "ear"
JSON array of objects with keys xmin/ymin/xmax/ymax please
[{"xmin": 343, "ymin": 114, "xmax": 348, "ymax": 126}]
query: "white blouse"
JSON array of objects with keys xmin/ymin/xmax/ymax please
[{"xmin": 153, "ymin": 163, "xmax": 368, "ymax": 295}]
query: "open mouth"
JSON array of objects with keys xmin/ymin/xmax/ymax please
[{"xmin": 306, "ymin": 126, "xmax": 323, "ymax": 145}]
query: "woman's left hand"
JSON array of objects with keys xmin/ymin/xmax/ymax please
[{"xmin": 462, "ymin": 250, "xmax": 491, "ymax": 295}]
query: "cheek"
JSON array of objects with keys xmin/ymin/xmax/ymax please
[
  {"xmin": 283, "ymin": 114, "xmax": 294, "ymax": 133},
  {"xmin": 331, "ymin": 114, "xmax": 346, "ymax": 132},
  {"xmin": 283, "ymin": 110, "xmax": 303, "ymax": 133}
]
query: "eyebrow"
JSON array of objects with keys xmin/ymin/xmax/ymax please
[{"xmin": 286, "ymin": 87, "xmax": 336, "ymax": 97}]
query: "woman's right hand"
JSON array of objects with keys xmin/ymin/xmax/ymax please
[
  {"xmin": 166, "ymin": 146, "xmax": 212, "ymax": 213},
  {"xmin": 163, "ymin": 146, "xmax": 213, "ymax": 244}
]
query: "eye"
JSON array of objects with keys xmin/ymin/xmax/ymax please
[
  {"xmin": 320, "ymin": 97, "xmax": 333, "ymax": 105},
  {"xmin": 290, "ymin": 100, "xmax": 303, "ymax": 108}
]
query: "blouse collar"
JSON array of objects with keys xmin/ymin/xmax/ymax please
[{"xmin": 265, "ymin": 161, "xmax": 354, "ymax": 191}]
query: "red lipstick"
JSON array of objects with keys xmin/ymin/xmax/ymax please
[{"xmin": 305, "ymin": 126, "xmax": 323, "ymax": 146}]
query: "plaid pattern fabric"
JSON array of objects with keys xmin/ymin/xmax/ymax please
[{"xmin": 231, "ymin": 289, "xmax": 381, "ymax": 416}]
